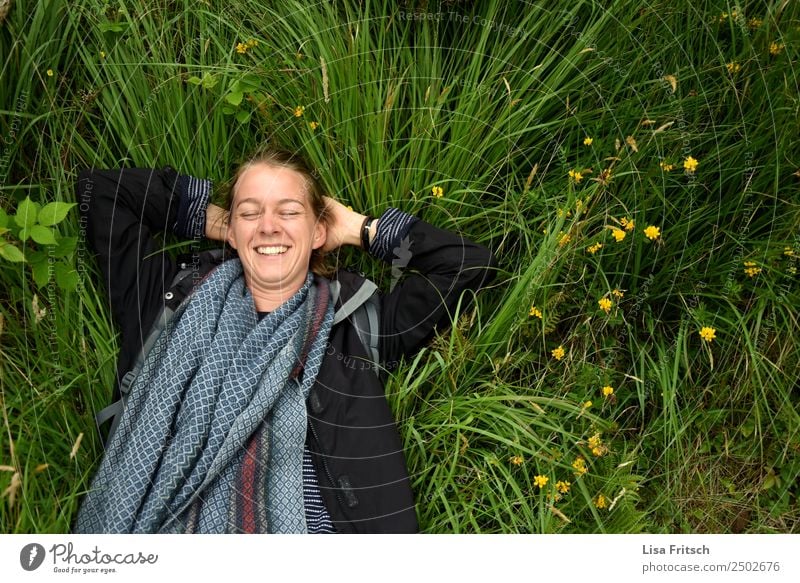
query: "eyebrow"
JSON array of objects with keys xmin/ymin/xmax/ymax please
[{"xmin": 234, "ymin": 197, "xmax": 306, "ymax": 209}]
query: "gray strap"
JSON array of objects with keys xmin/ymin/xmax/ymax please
[
  {"xmin": 333, "ymin": 279, "xmax": 378, "ymax": 325},
  {"xmin": 329, "ymin": 279, "xmax": 341, "ymax": 306}
]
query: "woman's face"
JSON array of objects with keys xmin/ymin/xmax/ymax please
[{"xmin": 226, "ymin": 163, "xmax": 326, "ymax": 304}]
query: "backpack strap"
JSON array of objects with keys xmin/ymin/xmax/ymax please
[
  {"xmin": 330, "ymin": 277, "xmax": 381, "ymax": 378},
  {"xmin": 94, "ymin": 249, "xmax": 224, "ymax": 447}
]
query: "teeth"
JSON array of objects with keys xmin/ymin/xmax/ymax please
[{"xmin": 256, "ymin": 245, "xmax": 288, "ymax": 255}]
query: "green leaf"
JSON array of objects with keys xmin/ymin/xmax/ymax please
[
  {"xmin": 52, "ymin": 236, "xmax": 78, "ymax": 258},
  {"xmin": 30, "ymin": 225, "xmax": 58, "ymax": 245},
  {"xmin": 225, "ymin": 91, "xmax": 244, "ymax": 106},
  {"xmin": 235, "ymin": 110, "xmax": 251, "ymax": 124},
  {"xmin": 17, "ymin": 226, "xmax": 30, "ymax": 241},
  {"xmin": 201, "ymin": 73, "xmax": 218, "ymax": 90},
  {"xmin": 0, "ymin": 227, "xmax": 8, "ymax": 236},
  {"xmin": 98, "ymin": 22, "xmax": 127, "ymax": 33},
  {"xmin": 32, "ymin": 258, "xmax": 50, "ymax": 287},
  {"xmin": 187, "ymin": 76, "xmax": 203, "ymax": 85},
  {"xmin": 240, "ymin": 74, "xmax": 261, "ymax": 92},
  {"xmin": 0, "ymin": 242, "xmax": 26, "ymax": 262},
  {"xmin": 0, "ymin": 207, "xmax": 7, "ymax": 228},
  {"xmin": 15, "ymin": 198, "xmax": 39, "ymax": 228},
  {"xmin": 55, "ymin": 262, "xmax": 79, "ymax": 292},
  {"xmin": 38, "ymin": 201, "xmax": 76, "ymax": 226},
  {"xmin": 221, "ymin": 105, "xmax": 236, "ymax": 116}
]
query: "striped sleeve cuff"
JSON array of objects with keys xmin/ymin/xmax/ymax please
[
  {"xmin": 369, "ymin": 207, "xmax": 419, "ymax": 262},
  {"xmin": 174, "ymin": 174, "xmax": 212, "ymax": 240}
]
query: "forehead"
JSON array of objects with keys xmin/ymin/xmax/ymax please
[{"xmin": 233, "ymin": 163, "xmax": 309, "ymax": 205}]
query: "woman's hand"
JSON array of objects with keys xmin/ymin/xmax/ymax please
[{"xmin": 320, "ymin": 196, "xmax": 377, "ymax": 253}]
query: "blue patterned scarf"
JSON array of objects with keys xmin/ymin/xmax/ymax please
[{"xmin": 75, "ymin": 258, "xmax": 333, "ymax": 533}]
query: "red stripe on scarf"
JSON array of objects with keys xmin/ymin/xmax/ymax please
[{"xmin": 239, "ymin": 433, "xmax": 259, "ymax": 533}]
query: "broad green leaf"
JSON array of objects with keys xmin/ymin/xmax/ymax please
[
  {"xmin": 52, "ymin": 236, "xmax": 78, "ymax": 258},
  {"xmin": 32, "ymin": 259, "xmax": 50, "ymax": 287},
  {"xmin": 98, "ymin": 22, "xmax": 127, "ymax": 33},
  {"xmin": 15, "ymin": 198, "xmax": 39, "ymax": 228},
  {"xmin": 38, "ymin": 201, "xmax": 76, "ymax": 226},
  {"xmin": 0, "ymin": 227, "xmax": 8, "ymax": 236},
  {"xmin": 55, "ymin": 262, "xmax": 80, "ymax": 292},
  {"xmin": 187, "ymin": 76, "xmax": 203, "ymax": 85},
  {"xmin": 201, "ymin": 73, "xmax": 218, "ymax": 90},
  {"xmin": 18, "ymin": 226, "xmax": 30, "ymax": 241},
  {"xmin": 225, "ymin": 91, "xmax": 244, "ymax": 106},
  {"xmin": 0, "ymin": 242, "xmax": 25, "ymax": 262},
  {"xmin": 235, "ymin": 110, "xmax": 251, "ymax": 124},
  {"xmin": 30, "ymin": 225, "xmax": 58, "ymax": 245},
  {"xmin": 221, "ymin": 105, "xmax": 236, "ymax": 116},
  {"xmin": 240, "ymin": 74, "xmax": 261, "ymax": 91}
]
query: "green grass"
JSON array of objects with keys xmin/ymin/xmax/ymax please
[{"xmin": 1, "ymin": 0, "xmax": 798, "ymax": 533}]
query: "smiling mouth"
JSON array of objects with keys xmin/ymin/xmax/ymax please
[{"xmin": 255, "ymin": 245, "xmax": 289, "ymax": 256}]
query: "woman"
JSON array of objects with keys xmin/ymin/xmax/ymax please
[{"xmin": 74, "ymin": 148, "xmax": 496, "ymax": 533}]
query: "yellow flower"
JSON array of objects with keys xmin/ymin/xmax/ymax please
[
  {"xmin": 568, "ymin": 169, "xmax": 584, "ymax": 183},
  {"xmin": 100, "ymin": 51, "xmax": 106, "ymax": 59},
  {"xmin": 743, "ymin": 261, "xmax": 762, "ymax": 278},
  {"xmin": 583, "ymin": 400, "xmax": 592, "ymax": 409},
  {"xmin": 583, "ymin": 137, "xmax": 593, "ymax": 146},
  {"xmin": 572, "ymin": 456, "xmax": 588, "ymax": 476},
  {"xmin": 555, "ymin": 480, "xmax": 571, "ymax": 494},
  {"xmin": 294, "ymin": 105, "xmax": 305, "ymax": 117},
  {"xmin": 308, "ymin": 121, "xmax": 319, "ymax": 130},
  {"xmin": 602, "ymin": 385, "xmax": 614, "ymax": 397},
  {"xmin": 431, "ymin": 185, "xmax": 444, "ymax": 198},
  {"xmin": 644, "ymin": 225, "xmax": 661, "ymax": 240},
  {"xmin": 699, "ymin": 327, "xmax": 716, "ymax": 342},
  {"xmin": 719, "ymin": 12, "xmax": 728, "ymax": 23},
  {"xmin": 236, "ymin": 42, "xmax": 248, "ymax": 54},
  {"xmin": 611, "ymin": 228, "xmax": 626, "ymax": 242},
  {"xmin": 551, "ymin": 345, "xmax": 565, "ymax": 360},
  {"xmin": 620, "ymin": 217, "xmax": 635, "ymax": 231},
  {"xmin": 46, "ymin": 69, "xmax": 54, "ymax": 77},
  {"xmin": 587, "ymin": 242, "xmax": 603, "ymax": 254},
  {"xmin": 533, "ymin": 475, "xmax": 549, "ymax": 488},
  {"xmin": 558, "ymin": 232, "xmax": 571, "ymax": 247},
  {"xmin": 246, "ymin": 39, "xmax": 259, "ymax": 49},
  {"xmin": 529, "ymin": 306, "xmax": 542, "ymax": 319},
  {"xmin": 594, "ymin": 493, "xmax": 608, "ymax": 509},
  {"xmin": 748, "ymin": 17, "xmax": 763, "ymax": 29},
  {"xmin": 510, "ymin": 455, "xmax": 524, "ymax": 466},
  {"xmin": 784, "ymin": 246, "xmax": 794, "ymax": 257},
  {"xmin": 726, "ymin": 62, "xmax": 741, "ymax": 74},
  {"xmin": 683, "ymin": 156, "xmax": 699, "ymax": 173},
  {"xmin": 612, "ymin": 288, "xmax": 624, "ymax": 299},
  {"xmin": 588, "ymin": 433, "xmax": 607, "ymax": 456},
  {"xmin": 598, "ymin": 297, "xmax": 612, "ymax": 313},
  {"xmin": 769, "ymin": 42, "xmax": 784, "ymax": 56},
  {"xmin": 660, "ymin": 160, "xmax": 674, "ymax": 172},
  {"xmin": 596, "ymin": 168, "xmax": 612, "ymax": 185}
]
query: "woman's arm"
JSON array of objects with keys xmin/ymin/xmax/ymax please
[
  {"xmin": 77, "ymin": 167, "xmax": 212, "ymax": 393},
  {"xmin": 321, "ymin": 198, "xmax": 497, "ymax": 371}
]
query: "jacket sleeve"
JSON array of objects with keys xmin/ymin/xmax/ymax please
[
  {"xmin": 367, "ymin": 208, "xmax": 498, "ymax": 371},
  {"xmin": 76, "ymin": 167, "xmax": 212, "ymax": 382}
]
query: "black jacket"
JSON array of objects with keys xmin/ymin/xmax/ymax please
[{"xmin": 77, "ymin": 167, "xmax": 496, "ymax": 533}]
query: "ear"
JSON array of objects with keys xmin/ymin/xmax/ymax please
[
  {"xmin": 312, "ymin": 221, "xmax": 327, "ymax": 251},
  {"xmin": 225, "ymin": 215, "xmax": 237, "ymax": 250}
]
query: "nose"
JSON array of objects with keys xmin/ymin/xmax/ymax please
[{"xmin": 258, "ymin": 210, "xmax": 280, "ymax": 235}]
